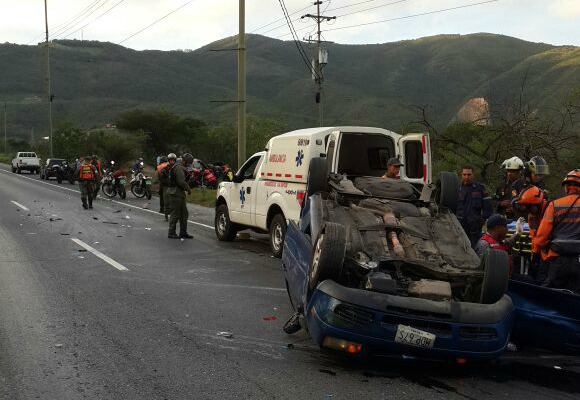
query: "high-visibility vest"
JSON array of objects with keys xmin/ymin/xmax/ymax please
[
  {"xmin": 79, "ymin": 164, "xmax": 95, "ymax": 180},
  {"xmin": 533, "ymin": 194, "xmax": 580, "ymax": 260}
]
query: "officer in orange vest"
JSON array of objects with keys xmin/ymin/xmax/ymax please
[
  {"xmin": 78, "ymin": 156, "xmax": 98, "ymax": 209},
  {"xmin": 533, "ymin": 170, "xmax": 580, "ymax": 292}
]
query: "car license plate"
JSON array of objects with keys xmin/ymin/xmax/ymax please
[{"xmin": 394, "ymin": 325, "xmax": 435, "ymax": 349}]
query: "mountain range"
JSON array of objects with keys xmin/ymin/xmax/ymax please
[{"xmin": 1, "ymin": 33, "xmax": 579, "ymax": 139}]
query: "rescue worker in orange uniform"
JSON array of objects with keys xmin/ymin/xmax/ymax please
[
  {"xmin": 78, "ymin": 156, "xmax": 98, "ymax": 209},
  {"xmin": 513, "ymin": 185, "xmax": 549, "ymax": 281},
  {"xmin": 533, "ymin": 170, "xmax": 580, "ymax": 292}
]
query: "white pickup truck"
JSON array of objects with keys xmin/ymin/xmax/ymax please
[
  {"xmin": 12, "ymin": 152, "xmax": 41, "ymax": 174},
  {"xmin": 215, "ymin": 126, "xmax": 431, "ymax": 257}
]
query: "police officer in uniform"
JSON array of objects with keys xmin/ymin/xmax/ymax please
[
  {"xmin": 456, "ymin": 165, "xmax": 492, "ymax": 247},
  {"xmin": 167, "ymin": 153, "xmax": 192, "ymax": 239},
  {"xmin": 78, "ymin": 156, "xmax": 98, "ymax": 209},
  {"xmin": 156, "ymin": 155, "xmax": 169, "ymax": 219}
]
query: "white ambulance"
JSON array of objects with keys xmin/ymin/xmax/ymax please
[{"xmin": 215, "ymin": 126, "xmax": 431, "ymax": 257}]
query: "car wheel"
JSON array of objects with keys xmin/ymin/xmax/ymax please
[
  {"xmin": 308, "ymin": 222, "xmax": 347, "ymax": 292},
  {"xmin": 11, "ymin": 167, "xmax": 16, "ymax": 173},
  {"xmin": 16, "ymin": 167, "xmax": 21, "ymax": 174},
  {"xmin": 269, "ymin": 214, "xmax": 287, "ymax": 258},
  {"xmin": 435, "ymin": 171, "xmax": 460, "ymax": 212},
  {"xmin": 306, "ymin": 157, "xmax": 328, "ymax": 196},
  {"xmin": 480, "ymin": 249, "xmax": 509, "ymax": 304},
  {"xmin": 215, "ymin": 204, "xmax": 237, "ymax": 241}
]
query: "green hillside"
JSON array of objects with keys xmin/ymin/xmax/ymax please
[{"xmin": 0, "ymin": 33, "xmax": 578, "ymax": 139}]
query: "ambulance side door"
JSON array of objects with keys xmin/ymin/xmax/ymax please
[{"xmin": 230, "ymin": 154, "xmax": 263, "ymax": 226}]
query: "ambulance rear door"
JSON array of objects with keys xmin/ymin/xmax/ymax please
[{"xmin": 398, "ymin": 133, "xmax": 432, "ymax": 184}]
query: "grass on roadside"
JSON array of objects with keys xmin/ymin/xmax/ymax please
[
  {"xmin": 186, "ymin": 187, "xmax": 216, "ymax": 208},
  {"xmin": 0, "ymin": 153, "xmax": 12, "ymax": 164}
]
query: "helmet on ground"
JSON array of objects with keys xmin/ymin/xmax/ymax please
[
  {"xmin": 501, "ymin": 156, "xmax": 524, "ymax": 170},
  {"xmin": 516, "ymin": 185, "xmax": 545, "ymax": 205},
  {"xmin": 167, "ymin": 153, "xmax": 177, "ymax": 160},
  {"xmin": 526, "ymin": 156, "xmax": 550, "ymax": 176},
  {"xmin": 160, "ymin": 156, "xmax": 168, "ymax": 163},
  {"xmin": 562, "ymin": 169, "xmax": 580, "ymax": 186},
  {"xmin": 182, "ymin": 153, "xmax": 194, "ymax": 164}
]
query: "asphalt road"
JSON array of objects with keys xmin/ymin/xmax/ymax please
[{"xmin": 1, "ymin": 165, "xmax": 579, "ymax": 400}]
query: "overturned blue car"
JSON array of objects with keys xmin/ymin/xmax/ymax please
[{"xmin": 282, "ymin": 160, "xmax": 515, "ymax": 360}]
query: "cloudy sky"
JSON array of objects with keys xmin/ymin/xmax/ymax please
[{"xmin": 1, "ymin": 0, "xmax": 579, "ymax": 50}]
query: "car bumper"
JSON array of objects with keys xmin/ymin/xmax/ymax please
[{"xmin": 305, "ymin": 280, "xmax": 515, "ymax": 359}]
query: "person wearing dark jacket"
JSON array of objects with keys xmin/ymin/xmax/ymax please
[
  {"xmin": 167, "ymin": 153, "xmax": 192, "ymax": 239},
  {"xmin": 456, "ymin": 166, "xmax": 493, "ymax": 248}
]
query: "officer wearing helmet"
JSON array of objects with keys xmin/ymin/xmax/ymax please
[
  {"xmin": 167, "ymin": 153, "xmax": 192, "ymax": 239},
  {"xmin": 524, "ymin": 156, "xmax": 550, "ymax": 190},
  {"xmin": 533, "ymin": 169, "xmax": 580, "ymax": 292},
  {"xmin": 496, "ymin": 156, "xmax": 525, "ymax": 218}
]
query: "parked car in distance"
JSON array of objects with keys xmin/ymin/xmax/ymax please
[
  {"xmin": 41, "ymin": 158, "xmax": 67, "ymax": 182},
  {"xmin": 11, "ymin": 152, "xmax": 40, "ymax": 174}
]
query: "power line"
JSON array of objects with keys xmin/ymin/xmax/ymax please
[
  {"xmin": 325, "ymin": 0, "xmax": 500, "ymax": 32},
  {"xmin": 276, "ymin": 0, "xmax": 498, "ymax": 38},
  {"xmin": 51, "ymin": 0, "xmax": 110, "ymax": 39},
  {"xmin": 249, "ymin": 3, "xmax": 313, "ymax": 33},
  {"xmin": 277, "ymin": 0, "xmax": 320, "ymax": 80},
  {"xmin": 334, "ymin": 0, "xmax": 410, "ymax": 18},
  {"xmin": 118, "ymin": 0, "xmax": 196, "ymax": 45},
  {"xmin": 59, "ymin": 0, "xmax": 128, "ymax": 40},
  {"xmin": 26, "ymin": 0, "xmax": 103, "ymax": 44}
]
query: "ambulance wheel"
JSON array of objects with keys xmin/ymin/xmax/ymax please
[
  {"xmin": 435, "ymin": 171, "xmax": 460, "ymax": 212},
  {"xmin": 480, "ymin": 249, "xmax": 509, "ymax": 304},
  {"xmin": 215, "ymin": 204, "xmax": 237, "ymax": 241},
  {"xmin": 306, "ymin": 157, "xmax": 328, "ymax": 196},
  {"xmin": 270, "ymin": 214, "xmax": 287, "ymax": 258}
]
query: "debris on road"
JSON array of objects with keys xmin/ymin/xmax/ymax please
[
  {"xmin": 93, "ymin": 217, "xmax": 98, "ymax": 220},
  {"xmin": 54, "ymin": 343, "xmax": 63, "ymax": 348},
  {"xmin": 102, "ymin": 221, "xmax": 119, "ymax": 225},
  {"xmin": 125, "ymin": 215, "xmax": 131, "ymax": 219},
  {"xmin": 554, "ymin": 366, "xmax": 562, "ymax": 370},
  {"xmin": 145, "ymin": 228, "xmax": 152, "ymax": 231},
  {"xmin": 262, "ymin": 316, "xmax": 277, "ymax": 321},
  {"xmin": 217, "ymin": 332, "xmax": 234, "ymax": 339},
  {"xmin": 113, "ymin": 210, "xmax": 122, "ymax": 213},
  {"xmin": 78, "ymin": 249, "xmax": 87, "ymax": 252},
  {"xmin": 319, "ymin": 369, "xmax": 337, "ymax": 376},
  {"xmin": 60, "ymin": 233, "xmax": 70, "ymax": 236}
]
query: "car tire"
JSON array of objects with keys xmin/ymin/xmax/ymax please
[
  {"xmin": 435, "ymin": 171, "xmax": 460, "ymax": 212},
  {"xmin": 308, "ymin": 222, "xmax": 347, "ymax": 292},
  {"xmin": 215, "ymin": 204, "xmax": 237, "ymax": 241},
  {"xmin": 480, "ymin": 249, "xmax": 509, "ymax": 304},
  {"xmin": 306, "ymin": 157, "xmax": 328, "ymax": 196},
  {"xmin": 11, "ymin": 167, "xmax": 16, "ymax": 173},
  {"xmin": 269, "ymin": 214, "xmax": 287, "ymax": 258},
  {"xmin": 16, "ymin": 167, "xmax": 21, "ymax": 174}
]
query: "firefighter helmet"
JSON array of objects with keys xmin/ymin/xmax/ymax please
[{"xmin": 562, "ymin": 169, "xmax": 580, "ymax": 186}]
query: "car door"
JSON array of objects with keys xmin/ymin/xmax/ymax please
[
  {"xmin": 229, "ymin": 154, "xmax": 263, "ymax": 226},
  {"xmin": 398, "ymin": 133, "xmax": 432, "ymax": 184}
]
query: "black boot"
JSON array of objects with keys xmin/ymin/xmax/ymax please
[
  {"xmin": 168, "ymin": 231, "xmax": 179, "ymax": 239},
  {"xmin": 82, "ymin": 199, "xmax": 88, "ymax": 209},
  {"xmin": 88, "ymin": 200, "xmax": 93, "ymax": 209},
  {"xmin": 179, "ymin": 232, "xmax": 193, "ymax": 239}
]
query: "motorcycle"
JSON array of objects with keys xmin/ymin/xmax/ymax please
[
  {"xmin": 61, "ymin": 161, "xmax": 77, "ymax": 184},
  {"xmin": 188, "ymin": 159, "xmax": 218, "ymax": 189},
  {"xmin": 130, "ymin": 162, "xmax": 152, "ymax": 199},
  {"xmin": 208, "ymin": 161, "xmax": 233, "ymax": 183},
  {"xmin": 101, "ymin": 161, "xmax": 127, "ymax": 199}
]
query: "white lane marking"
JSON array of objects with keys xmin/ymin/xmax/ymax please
[
  {"xmin": 71, "ymin": 238, "xmax": 129, "ymax": 271},
  {"xmin": 0, "ymin": 168, "xmax": 214, "ymax": 230},
  {"xmin": 10, "ymin": 200, "xmax": 29, "ymax": 211}
]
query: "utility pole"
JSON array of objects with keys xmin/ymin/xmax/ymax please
[
  {"xmin": 44, "ymin": 0, "xmax": 54, "ymax": 158},
  {"xmin": 237, "ymin": 0, "xmax": 246, "ymax": 168},
  {"xmin": 303, "ymin": 2, "xmax": 335, "ymax": 127},
  {"xmin": 3, "ymin": 102, "xmax": 6, "ymax": 153}
]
